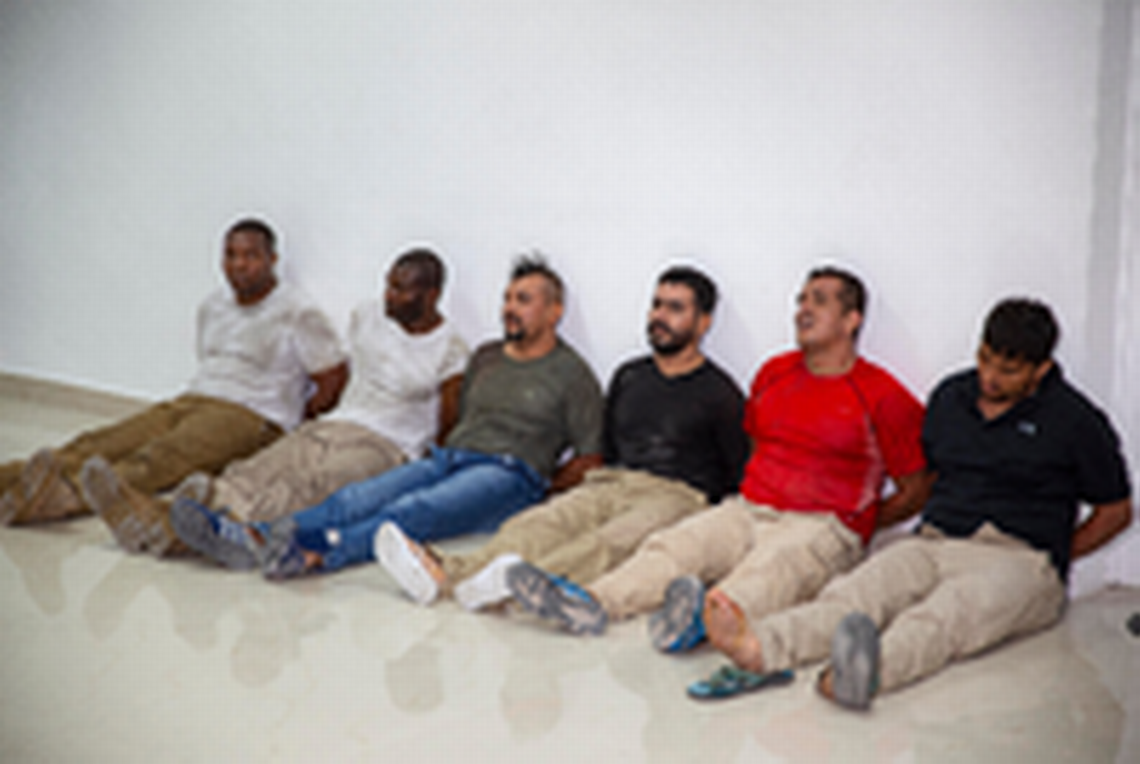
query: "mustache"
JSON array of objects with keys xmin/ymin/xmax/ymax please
[{"xmin": 647, "ymin": 320, "xmax": 673, "ymax": 336}]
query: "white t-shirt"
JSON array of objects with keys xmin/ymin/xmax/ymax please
[
  {"xmin": 325, "ymin": 301, "xmax": 469, "ymax": 459},
  {"xmin": 188, "ymin": 284, "xmax": 346, "ymax": 431}
]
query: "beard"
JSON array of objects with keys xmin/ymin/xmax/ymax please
[
  {"xmin": 503, "ymin": 313, "xmax": 525, "ymax": 343},
  {"xmin": 648, "ymin": 321, "xmax": 693, "ymax": 356},
  {"xmin": 385, "ymin": 295, "xmax": 425, "ymax": 326}
]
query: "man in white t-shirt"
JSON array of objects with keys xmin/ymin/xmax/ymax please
[
  {"xmin": 0, "ymin": 219, "xmax": 347, "ymax": 558},
  {"xmin": 168, "ymin": 249, "xmax": 469, "ymax": 568}
]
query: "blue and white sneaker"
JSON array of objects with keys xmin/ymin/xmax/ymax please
[
  {"xmin": 827, "ymin": 612, "xmax": 881, "ymax": 711},
  {"xmin": 505, "ymin": 561, "xmax": 607, "ymax": 635},
  {"xmin": 649, "ymin": 575, "xmax": 706, "ymax": 652},
  {"xmin": 170, "ymin": 498, "xmax": 260, "ymax": 570}
]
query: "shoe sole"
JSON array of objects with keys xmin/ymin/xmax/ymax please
[
  {"xmin": 506, "ymin": 562, "xmax": 606, "ymax": 635},
  {"xmin": 81, "ymin": 458, "xmax": 172, "ymax": 555},
  {"xmin": 830, "ymin": 612, "xmax": 880, "ymax": 710},
  {"xmin": 649, "ymin": 575, "xmax": 704, "ymax": 652},
  {"xmin": 454, "ymin": 553, "xmax": 522, "ymax": 611},
  {"xmin": 170, "ymin": 500, "xmax": 257, "ymax": 570},
  {"xmin": 375, "ymin": 523, "xmax": 439, "ymax": 605},
  {"xmin": 8, "ymin": 450, "xmax": 85, "ymax": 525}
]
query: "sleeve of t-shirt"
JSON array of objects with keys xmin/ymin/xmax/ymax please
[
  {"xmin": 564, "ymin": 357, "xmax": 605, "ymax": 457},
  {"xmin": 292, "ymin": 304, "xmax": 347, "ymax": 374},
  {"xmin": 438, "ymin": 329, "xmax": 471, "ymax": 382},
  {"xmin": 868, "ymin": 376, "xmax": 927, "ymax": 479},
  {"xmin": 1070, "ymin": 402, "xmax": 1132, "ymax": 505}
]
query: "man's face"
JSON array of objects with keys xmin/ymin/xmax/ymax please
[
  {"xmin": 647, "ymin": 282, "xmax": 703, "ymax": 356},
  {"xmin": 384, "ymin": 264, "xmax": 431, "ymax": 326},
  {"xmin": 502, "ymin": 274, "xmax": 560, "ymax": 343},
  {"xmin": 795, "ymin": 276, "xmax": 860, "ymax": 351},
  {"xmin": 223, "ymin": 230, "xmax": 277, "ymax": 303},
  {"xmin": 976, "ymin": 343, "xmax": 1049, "ymax": 404}
]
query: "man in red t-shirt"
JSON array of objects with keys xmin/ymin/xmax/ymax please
[{"xmin": 507, "ymin": 267, "xmax": 931, "ymax": 653}]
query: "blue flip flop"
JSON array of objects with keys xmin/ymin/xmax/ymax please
[{"xmin": 687, "ymin": 665, "xmax": 794, "ymax": 700}]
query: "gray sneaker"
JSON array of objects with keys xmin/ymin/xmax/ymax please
[{"xmin": 828, "ymin": 612, "xmax": 880, "ymax": 711}]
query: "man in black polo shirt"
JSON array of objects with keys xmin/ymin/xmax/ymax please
[{"xmin": 709, "ymin": 298, "xmax": 1132, "ymax": 710}]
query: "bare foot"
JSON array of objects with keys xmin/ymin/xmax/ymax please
[
  {"xmin": 816, "ymin": 668, "xmax": 836, "ymax": 700},
  {"xmin": 408, "ymin": 538, "xmax": 447, "ymax": 588},
  {"xmin": 703, "ymin": 588, "xmax": 764, "ymax": 672}
]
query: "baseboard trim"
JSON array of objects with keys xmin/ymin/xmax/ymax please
[{"xmin": 0, "ymin": 372, "xmax": 149, "ymax": 420}]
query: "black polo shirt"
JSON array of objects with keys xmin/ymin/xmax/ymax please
[
  {"xmin": 603, "ymin": 356, "xmax": 748, "ymax": 503},
  {"xmin": 920, "ymin": 365, "xmax": 1130, "ymax": 580}
]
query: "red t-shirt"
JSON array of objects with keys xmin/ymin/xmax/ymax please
[{"xmin": 740, "ymin": 351, "xmax": 926, "ymax": 544}]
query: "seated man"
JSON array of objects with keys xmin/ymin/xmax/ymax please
[
  {"xmin": 509, "ymin": 266, "xmax": 930, "ymax": 644},
  {"xmin": 375, "ymin": 266, "xmax": 748, "ymax": 620},
  {"xmin": 708, "ymin": 298, "xmax": 1132, "ymax": 710},
  {"xmin": 182, "ymin": 255, "xmax": 604, "ymax": 579},
  {"xmin": 168, "ymin": 248, "xmax": 469, "ymax": 567},
  {"xmin": 0, "ymin": 219, "xmax": 347, "ymax": 558}
]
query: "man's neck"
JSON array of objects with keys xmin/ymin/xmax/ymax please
[
  {"xmin": 802, "ymin": 341, "xmax": 857, "ymax": 377},
  {"xmin": 653, "ymin": 346, "xmax": 705, "ymax": 378},
  {"xmin": 235, "ymin": 277, "xmax": 278, "ymax": 307},
  {"xmin": 504, "ymin": 332, "xmax": 558, "ymax": 361},
  {"xmin": 399, "ymin": 310, "xmax": 444, "ymax": 336}
]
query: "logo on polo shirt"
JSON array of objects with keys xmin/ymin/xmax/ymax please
[{"xmin": 1017, "ymin": 420, "xmax": 1038, "ymax": 436}]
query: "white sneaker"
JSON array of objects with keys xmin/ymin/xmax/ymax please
[
  {"xmin": 374, "ymin": 522, "xmax": 440, "ymax": 606},
  {"xmin": 454, "ymin": 553, "xmax": 524, "ymax": 611}
]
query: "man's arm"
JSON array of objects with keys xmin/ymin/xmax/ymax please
[
  {"xmin": 304, "ymin": 361, "xmax": 349, "ymax": 419},
  {"xmin": 1071, "ymin": 498, "xmax": 1133, "ymax": 560},
  {"xmin": 876, "ymin": 469, "xmax": 935, "ymax": 528},
  {"xmin": 549, "ymin": 453, "xmax": 604, "ymax": 493},
  {"xmin": 435, "ymin": 374, "xmax": 465, "ymax": 445}
]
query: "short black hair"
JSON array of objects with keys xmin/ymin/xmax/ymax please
[
  {"xmin": 658, "ymin": 266, "xmax": 718, "ymax": 314},
  {"xmin": 807, "ymin": 265, "xmax": 866, "ymax": 317},
  {"xmin": 394, "ymin": 248, "xmax": 445, "ymax": 291},
  {"xmin": 510, "ymin": 253, "xmax": 564, "ymax": 305},
  {"xmin": 226, "ymin": 218, "xmax": 277, "ymax": 252},
  {"xmin": 983, "ymin": 298, "xmax": 1059, "ymax": 364}
]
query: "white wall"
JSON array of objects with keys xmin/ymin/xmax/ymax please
[{"xmin": 2, "ymin": 0, "xmax": 1136, "ymax": 586}]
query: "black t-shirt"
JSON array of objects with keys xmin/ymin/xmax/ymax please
[
  {"xmin": 920, "ymin": 365, "xmax": 1131, "ymax": 579},
  {"xmin": 603, "ymin": 356, "xmax": 748, "ymax": 503}
]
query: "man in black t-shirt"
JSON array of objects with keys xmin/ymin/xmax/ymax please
[
  {"xmin": 377, "ymin": 266, "xmax": 748, "ymax": 618},
  {"xmin": 714, "ymin": 298, "xmax": 1132, "ymax": 710}
]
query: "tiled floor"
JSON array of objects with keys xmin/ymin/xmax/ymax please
[{"xmin": 1, "ymin": 384, "xmax": 1138, "ymax": 763}]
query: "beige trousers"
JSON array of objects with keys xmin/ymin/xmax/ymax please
[
  {"xmin": 210, "ymin": 419, "xmax": 406, "ymax": 523},
  {"xmin": 590, "ymin": 496, "xmax": 864, "ymax": 621},
  {"xmin": 753, "ymin": 523, "xmax": 1067, "ymax": 692},
  {"xmin": 439, "ymin": 468, "xmax": 707, "ymax": 586},
  {"xmin": 52, "ymin": 393, "xmax": 281, "ymax": 496}
]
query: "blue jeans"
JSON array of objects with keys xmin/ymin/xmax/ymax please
[{"xmin": 289, "ymin": 447, "xmax": 546, "ymax": 572}]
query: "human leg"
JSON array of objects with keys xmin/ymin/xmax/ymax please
[
  {"xmin": 110, "ymin": 395, "xmax": 280, "ymax": 496},
  {"xmin": 541, "ymin": 473, "xmax": 707, "ymax": 585},
  {"xmin": 588, "ymin": 498, "xmax": 755, "ymax": 620},
  {"xmin": 286, "ymin": 451, "xmax": 445, "ymax": 535},
  {"xmin": 438, "ymin": 470, "xmax": 629, "ymax": 584},
  {"xmin": 295, "ymin": 454, "xmax": 545, "ymax": 574},
  {"xmin": 714, "ymin": 512, "xmax": 863, "ymax": 624},
  {"xmin": 210, "ymin": 420, "xmax": 405, "ymax": 523},
  {"xmin": 1, "ymin": 400, "xmax": 180, "ymax": 525},
  {"xmin": 873, "ymin": 535, "xmax": 1065, "ymax": 693},
  {"xmin": 747, "ymin": 537, "xmax": 941, "ymax": 674}
]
